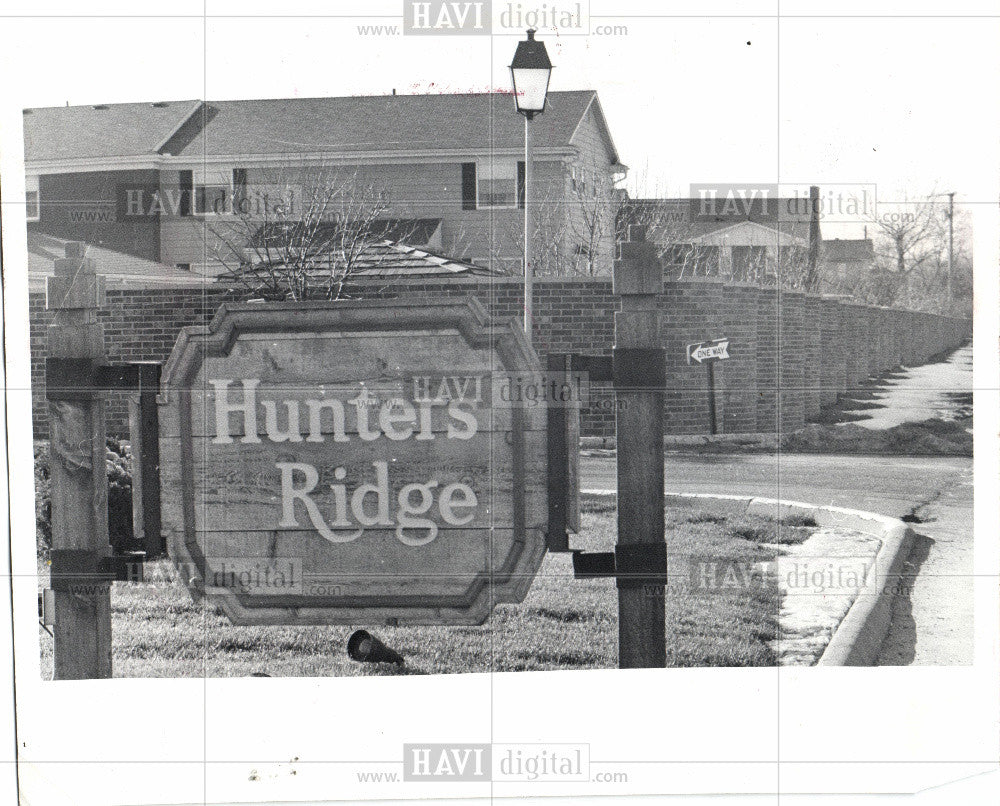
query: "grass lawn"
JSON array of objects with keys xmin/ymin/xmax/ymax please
[{"xmin": 38, "ymin": 502, "xmax": 816, "ymax": 677}]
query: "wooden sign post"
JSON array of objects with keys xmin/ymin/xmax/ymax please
[
  {"xmin": 127, "ymin": 362, "xmax": 163, "ymax": 556},
  {"xmin": 45, "ymin": 243, "xmax": 112, "ymax": 680},
  {"xmin": 612, "ymin": 231, "xmax": 667, "ymax": 668},
  {"xmin": 158, "ymin": 298, "xmax": 548, "ymax": 626}
]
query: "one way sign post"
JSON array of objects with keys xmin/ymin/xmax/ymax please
[{"xmin": 686, "ymin": 338, "xmax": 731, "ymax": 435}]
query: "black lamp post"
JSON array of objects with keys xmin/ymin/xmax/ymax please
[{"xmin": 509, "ymin": 29, "xmax": 553, "ymax": 340}]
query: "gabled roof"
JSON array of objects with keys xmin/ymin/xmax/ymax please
[
  {"xmin": 163, "ymin": 91, "xmax": 602, "ymax": 158},
  {"xmin": 25, "ymin": 91, "xmax": 614, "ymax": 164},
  {"xmin": 689, "ymin": 220, "xmax": 808, "ymax": 247},
  {"xmin": 622, "ymin": 198, "xmax": 814, "ymax": 242},
  {"xmin": 570, "ymin": 92, "xmax": 621, "ymax": 165},
  {"xmin": 23, "ymin": 100, "xmax": 202, "ymax": 161}
]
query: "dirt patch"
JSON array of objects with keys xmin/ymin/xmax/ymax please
[{"xmin": 783, "ymin": 418, "xmax": 972, "ymax": 457}]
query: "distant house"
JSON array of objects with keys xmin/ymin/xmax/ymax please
[
  {"xmin": 621, "ymin": 194, "xmax": 820, "ymax": 284},
  {"xmin": 817, "ymin": 238, "xmax": 877, "ymax": 294},
  {"xmin": 23, "ymin": 91, "xmax": 626, "ymax": 279}
]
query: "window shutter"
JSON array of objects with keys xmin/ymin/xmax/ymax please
[
  {"xmin": 517, "ymin": 161, "xmax": 525, "ymax": 209},
  {"xmin": 232, "ymin": 167, "xmax": 248, "ymax": 213},
  {"xmin": 179, "ymin": 170, "xmax": 192, "ymax": 217},
  {"xmin": 461, "ymin": 162, "xmax": 477, "ymax": 210}
]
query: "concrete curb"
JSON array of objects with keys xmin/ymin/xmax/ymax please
[
  {"xmin": 579, "ymin": 488, "xmax": 914, "ymax": 666},
  {"xmin": 580, "ymin": 433, "xmax": 784, "ymax": 450}
]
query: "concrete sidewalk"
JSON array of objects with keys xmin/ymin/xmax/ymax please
[
  {"xmin": 877, "ymin": 468, "xmax": 974, "ymax": 665},
  {"xmin": 843, "ymin": 343, "xmax": 973, "ymax": 429},
  {"xmin": 581, "ymin": 452, "xmax": 974, "ymax": 665}
]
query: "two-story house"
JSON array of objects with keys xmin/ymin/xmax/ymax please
[{"xmin": 24, "ymin": 90, "xmax": 626, "ymax": 278}]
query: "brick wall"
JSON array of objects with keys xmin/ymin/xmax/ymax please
[{"xmin": 27, "ymin": 277, "xmax": 971, "ymax": 440}]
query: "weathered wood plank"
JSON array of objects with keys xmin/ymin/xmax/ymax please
[
  {"xmin": 614, "ymin": 238, "xmax": 667, "ymax": 669},
  {"xmin": 48, "ymin": 244, "xmax": 112, "ymax": 680},
  {"xmin": 194, "ymin": 526, "xmax": 530, "ymax": 597},
  {"xmin": 193, "ymin": 331, "xmax": 496, "ymax": 385}
]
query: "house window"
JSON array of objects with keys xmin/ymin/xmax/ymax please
[
  {"xmin": 663, "ymin": 244, "xmax": 693, "ymax": 266},
  {"xmin": 192, "ymin": 167, "xmax": 244, "ymax": 215},
  {"xmin": 692, "ymin": 246, "xmax": 721, "ymax": 276},
  {"xmin": 232, "ymin": 168, "xmax": 248, "ymax": 214},
  {"xmin": 178, "ymin": 170, "xmax": 193, "ymax": 216},
  {"xmin": 477, "ymin": 159, "xmax": 518, "ymax": 208},
  {"xmin": 778, "ymin": 245, "xmax": 807, "ymax": 273},
  {"xmin": 25, "ymin": 174, "xmax": 39, "ymax": 221},
  {"xmin": 195, "ymin": 186, "xmax": 227, "ymax": 216},
  {"xmin": 731, "ymin": 245, "xmax": 768, "ymax": 280}
]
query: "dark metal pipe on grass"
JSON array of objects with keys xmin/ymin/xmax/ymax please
[{"xmin": 347, "ymin": 630, "xmax": 404, "ymax": 666}]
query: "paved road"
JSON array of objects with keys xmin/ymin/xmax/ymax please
[
  {"xmin": 582, "ymin": 452, "xmax": 970, "ymax": 519},
  {"xmin": 581, "ymin": 451, "xmax": 974, "ymax": 664}
]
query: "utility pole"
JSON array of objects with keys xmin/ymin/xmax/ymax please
[{"xmin": 947, "ymin": 192, "xmax": 955, "ymax": 311}]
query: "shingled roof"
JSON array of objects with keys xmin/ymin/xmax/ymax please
[
  {"xmin": 216, "ymin": 239, "xmax": 498, "ymax": 284},
  {"xmin": 23, "ymin": 100, "xmax": 202, "ymax": 162},
  {"xmin": 24, "ymin": 91, "xmax": 615, "ymax": 163},
  {"xmin": 28, "ymin": 233, "xmax": 209, "ymax": 292}
]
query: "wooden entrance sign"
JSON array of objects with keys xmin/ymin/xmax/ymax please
[{"xmin": 158, "ymin": 298, "xmax": 547, "ymax": 626}]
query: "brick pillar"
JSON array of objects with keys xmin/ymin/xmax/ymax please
[
  {"xmin": 846, "ymin": 303, "xmax": 868, "ymax": 392},
  {"xmin": 900, "ymin": 310, "xmax": 913, "ymax": 366},
  {"xmin": 722, "ymin": 283, "xmax": 758, "ymax": 433},
  {"xmin": 755, "ymin": 285, "xmax": 779, "ymax": 433},
  {"xmin": 778, "ymin": 289, "xmax": 806, "ymax": 433},
  {"xmin": 820, "ymin": 296, "xmax": 846, "ymax": 407},
  {"xmin": 802, "ymin": 294, "xmax": 823, "ymax": 421},
  {"xmin": 864, "ymin": 306, "xmax": 879, "ymax": 378},
  {"xmin": 875, "ymin": 308, "xmax": 887, "ymax": 371},
  {"xmin": 896, "ymin": 308, "xmax": 907, "ymax": 365}
]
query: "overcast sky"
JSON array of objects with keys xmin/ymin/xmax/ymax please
[{"xmin": 2, "ymin": 1, "xmax": 998, "ymax": 238}]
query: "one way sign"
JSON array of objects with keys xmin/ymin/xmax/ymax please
[{"xmin": 687, "ymin": 338, "xmax": 731, "ymax": 364}]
